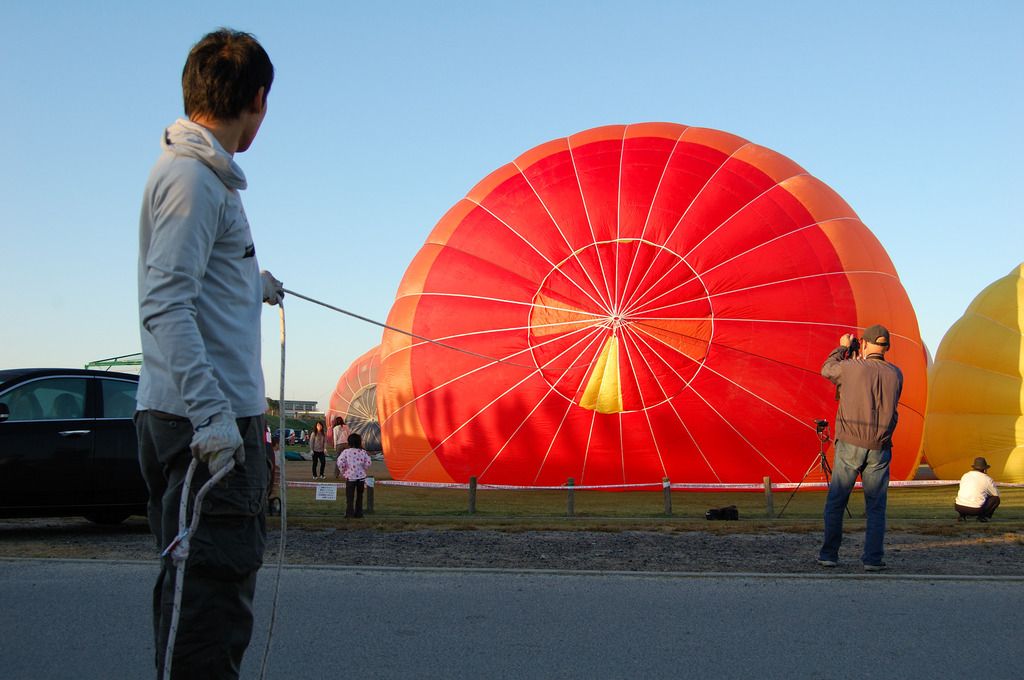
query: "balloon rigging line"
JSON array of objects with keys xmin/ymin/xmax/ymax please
[
  {"xmin": 567, "ymin": 137, "xmax": 617, "ymax": 309},
  {"xmin": 478, "ymin": 332, "xmax": 611, "ymax": 482},
  {"xmin": 467, "ymin": 194, "xmax": 613, "ymax": 314},
  {"xmin": 617, "ymin": 126, "xmax": 689, "ymax": 309},
  {"xmin": 378, "ymin": 320, "xmax": 608, "ymax": 433},
  {"xmin": 618, "ymin": 218, "xmax": 863, "ymax": 319},
  {"xmin": 293, "ymin": 272, "xmax": 830, "ymax": 422},
  {"xmin": 475, "ymin": 377, "xmax": 560, "ymax": 481},
  {"xmin": 698, "ymin": 218, "xmax": 859, "ymax": 281},
  {"xmin": 399, "ymin": 322, "xmax": 611, "ymax": 478},
  {"xmin": 284, "ymin": 288, "xmax": 594, "ymax": 371},
  {"xmin": 664, "ymin": 143, "xmax": 757, "ymax": 256},
  {"xmin": 621, "ymin": 142, "xmax": 755, "ymax": 303},
  {"xmin": 530, "ymin": 393, "xmax": 577, "ymax": 485},
  {"xmin": 614, "ymin": 143, "xmax": 765, "ymax": 314},
  {"xmin": 406, "ymin": 312, "xmax": 606, "ymax": 373},
  {"xmin": 637, "ymin": 325, "xmax": 813, "ymax": 435},
  {"xmin": 629, "ymin": 319, "xmax": 837, "ymax": 422},
  {"xmin": 615, "ymin": 217, "xmax": 812, "ymax": 318},
  {"xmin": 678, "ymin": 175, "xmax": 807, "ymax": 265},
  {"xmin": 407, "ymin": 365, "xmax": 540, "ymax": 478},
  {"xmin": 615, "ymin": 322, "xmax": 807, "ymax": 481},
  {"xmin": 413, "ymin": 291, "xmax": 611, "ymax": 321}
]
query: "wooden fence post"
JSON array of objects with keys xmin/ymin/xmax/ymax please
[
  {"xmin": 468, "ymin": 476, "xmax": 477, "ymax": 514},
  {"xmin": 663, "ymin": 477, "xmax": 672, "ymax": 516},
  {"xmin": 566, "ymin": 477, "xmax": 575, "ymax": 516},
  {"xmin": 763, "ymin": 476, "xmax": 774, "ymax": 518}
]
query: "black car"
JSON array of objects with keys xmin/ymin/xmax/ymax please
[{"xmin": 0, "ymin": 368, "xmax": 147, "ymax": 524}]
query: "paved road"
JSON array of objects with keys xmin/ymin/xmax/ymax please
[{"xmin": 2, "ymin": 559, "xmax": 1021, "ymax": 679}]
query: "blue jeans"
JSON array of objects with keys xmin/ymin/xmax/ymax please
[{"xmin": 819, "ymin": 440, "xmax": 890, "ymax": 566}]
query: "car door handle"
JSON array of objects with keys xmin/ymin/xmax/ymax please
[{"xmin": 59, "ymin": 430, "xmax": 92, "ymax": 437}]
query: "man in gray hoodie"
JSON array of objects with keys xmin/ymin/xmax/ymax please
[
  {"xmin": 135, "ymin": 28, "xmax": 283, "ymax": 678},
  {"xmin": 817, "ymin": 324, "xmax": 903, "ymax": 572}
]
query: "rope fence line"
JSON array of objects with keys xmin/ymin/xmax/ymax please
[
  {"xmin": 284, "ymin": 475, "xmax": 1023, "ymax": 520},
  {"xmin": 287, "ymin": 479, "xmax": 1024, "ymax": 491}
]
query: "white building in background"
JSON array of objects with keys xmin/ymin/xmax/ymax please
[{"xmin": 282, "ymin": 399, "xmax": 321, "ymax": 418}]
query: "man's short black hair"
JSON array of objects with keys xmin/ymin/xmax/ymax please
[{"xmin": 182, "ymin": 28, "xmax": 274, "ymax": 121}]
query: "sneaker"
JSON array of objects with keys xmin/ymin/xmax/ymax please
[
  {"xmin": 863, "ymin": 562, "xmax": 887, "ymax": 572},
  {"xmin": 817, "ymin": 559, "xmax": 837, "ymax": 567},
  {"xmin": 957, "ymin": 515, "xmax": 966, "ymax": 522},
  {"xmin": 977, "ymin": 516, "xmax": 989, "ymax": 523}
]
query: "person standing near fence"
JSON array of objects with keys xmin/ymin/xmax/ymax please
[
  {"xmin": 308, "ymin": 420, "xmax": 328, "ymax": 479},
  {"xmin": 817, "ymin": 325, "xmax": 903, "ymax": 572},
  {"xmin": 331, "ymin": 416, "xmax": 352, "ymax": 478},
  {"xmin": 337, "ymin": 432, "xmax": 372, "ymax": 518}
]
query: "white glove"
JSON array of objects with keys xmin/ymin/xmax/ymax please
[
  {"xmin": 261, "ymin": 270, "xmax": 284, "ymax": 306},
  {"xmin": 191, "ymin": 412, "xmax": 244, "ymax": 475}
]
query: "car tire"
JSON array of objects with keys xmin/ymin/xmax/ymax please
[{"xmin": 84, "ymin": 513, "xmax": 131, "ymax": 525}]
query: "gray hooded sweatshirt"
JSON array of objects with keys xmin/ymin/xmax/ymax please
[{"xmin": 137, "ymin": 119, "xmax": 266, "ymax": 425}]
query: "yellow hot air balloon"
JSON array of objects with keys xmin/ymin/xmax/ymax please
[{"xmin": 924, "ymin": 264, "xmax": 1024, "ymax": 482}]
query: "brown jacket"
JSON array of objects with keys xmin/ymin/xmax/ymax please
[{"xmin": 822, "ymin": 348, "xmax": 903, "ymax": 450}]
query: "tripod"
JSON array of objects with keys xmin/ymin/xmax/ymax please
[{"xmin": 778, "ymin": 419, "xmax": 850, "ymax": 518}]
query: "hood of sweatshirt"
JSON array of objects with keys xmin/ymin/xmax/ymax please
[{"xmin": 161, "ymin": 118, "xmax": 247, "ymax": 190}]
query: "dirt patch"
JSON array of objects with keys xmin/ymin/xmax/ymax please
[{"xmin": 1, "ymin": 517, "xmax": 1022, "ymax": 576}]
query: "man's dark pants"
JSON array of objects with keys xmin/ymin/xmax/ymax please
[
  {"xmin": 136, "ymin": 410, "xmax": 268, "ymax": 679},
  {"xmin": 955, "ymin": 496, "xmax": 1000, "ymax": 520}
]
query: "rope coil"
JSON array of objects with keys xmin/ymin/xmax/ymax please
[{"xmin": 162, "ymin": 457, "xmax": 236, "ymax": 680}]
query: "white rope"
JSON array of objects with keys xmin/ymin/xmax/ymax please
[
  {"xmin": 282, "ymin": 287, "xmax": 596, "ymax": 371},
  {"xmin": 161, "ymin": 456, "xmax": 236, "ymax": 680},
  {"xmin": 258, "ymin": 301, "xmax": 288, "ymax": 679}
]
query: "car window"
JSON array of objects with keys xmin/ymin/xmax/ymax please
[
  {"xmin": 0, "ymin": 377, "xmax": 88, "ymax": 421},
  {"xmin": 101, "ymin": 378, "xmax": 138, "ymax": 418}
]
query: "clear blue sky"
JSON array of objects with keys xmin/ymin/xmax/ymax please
[{"xmin": 2, "ymin": 1, "xmax": 1021, "ymax": 407}]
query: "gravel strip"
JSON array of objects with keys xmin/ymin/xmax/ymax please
[{"xmin": 2, "ymin": 518, "xmax": 1022, "ymax": 576}]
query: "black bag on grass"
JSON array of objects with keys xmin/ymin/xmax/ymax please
[{"xmin": 705, "ymin": 505, "xmax": 739, "ymax": 521}]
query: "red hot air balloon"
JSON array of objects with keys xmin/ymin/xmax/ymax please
[
  {"xmin": 378, "ymin": 123, "xmax": 926, "ymax": 487},
  {"xmin": 328, "ymin": 346, "xmax": 382, "ymax": 452}
]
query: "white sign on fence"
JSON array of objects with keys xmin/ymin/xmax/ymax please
[{"xmin": 315, "ymin": 484, "xmax": 338, "ymax": 501}]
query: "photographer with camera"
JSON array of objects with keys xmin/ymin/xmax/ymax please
[{"xmin": 817, "ymin": 325, "xmax": 903, "ymax": 572}]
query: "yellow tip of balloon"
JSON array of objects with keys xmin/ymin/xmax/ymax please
[{"xmin": 580, "ymin": 336, "xmax": 624, "ymax": 414}]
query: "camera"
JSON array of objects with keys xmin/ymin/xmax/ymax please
[
  {"xmin": 840, "ymin": 336, "xmax": 860, "ymax": 360},
  {"xmin": 814, "ymin": 419, "xmax": 828, "ymax": 433}
]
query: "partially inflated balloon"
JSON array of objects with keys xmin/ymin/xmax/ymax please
[
  {"xmin": 379, "ymin": 123, "xmax": 926, "ymax": 486},
  {"xmin": 925, "ymin": 264, "xmax": 1024, "ymax": 482},
  {"xmin": 328, "ymin": 346, "xmax": 382, "ymax": 452}
]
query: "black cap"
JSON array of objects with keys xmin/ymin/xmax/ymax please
[{"xmin": 862, "ymin": 324, "xmax": 890, "ymax": 346}]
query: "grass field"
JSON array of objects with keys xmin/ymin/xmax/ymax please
[{"xmin": 272, "ymin": 455, "xmax": 1023, "ymax": 535}]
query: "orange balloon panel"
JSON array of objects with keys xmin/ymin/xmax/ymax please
[
  {"xmin": 327, "ymin": 346, "xmax": 382, "ymax": 452},
  {"xmin": 379, "ymin": 123, "xmax": 926, "ymax": 486}
]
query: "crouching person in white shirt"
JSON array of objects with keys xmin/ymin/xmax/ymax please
[{"xmin": 954, "ymin": 457, "xmax": 1000, "ymax": 523}]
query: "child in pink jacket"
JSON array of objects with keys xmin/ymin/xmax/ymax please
[{"xmin": 336, "ymin": 432, "xmax": 372, "ymax": 518}]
